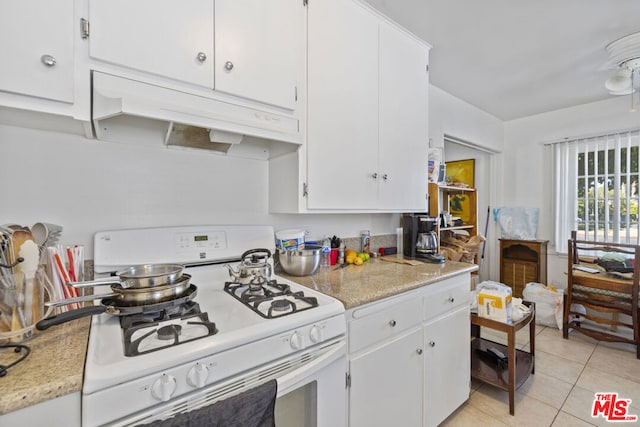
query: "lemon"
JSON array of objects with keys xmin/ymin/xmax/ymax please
[
  {"xmin": 353, "ymin": 257, "xmax": 364, "ymax": 265},
  {"xmin": 346, "ymin": 254, "xmax": 356, "ymax": 264}
]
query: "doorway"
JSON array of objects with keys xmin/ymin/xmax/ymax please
[{"xmin": 443, "ymin": 135, "xmax": 497, "ymax": 282}]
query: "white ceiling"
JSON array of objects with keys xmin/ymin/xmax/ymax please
[{"xmin": 363, "ymin": 0, "xmax": 640, "ymax": 121}]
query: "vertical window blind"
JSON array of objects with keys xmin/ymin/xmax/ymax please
[{"xmin": 553, "ymin": 129, "xmax": 640, "ymax": 253}]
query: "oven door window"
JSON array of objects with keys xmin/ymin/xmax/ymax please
[{"xmin": 275, "ymin": 381, "xmax": 317, "ymax": 427}]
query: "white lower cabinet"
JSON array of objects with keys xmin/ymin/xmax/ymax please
[
  {"xmin": 424, "ymin": 306, "xmax": 470, "ymax": 426},
  {"xmin": 349, "ymin": 329, "xmax": 423, "ymax": 427},
  {"xmin": 346, "ymin": 274, "xmax": 470, "ymax": 427}
]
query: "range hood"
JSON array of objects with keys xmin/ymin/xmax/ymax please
[{"xmin": 91, "ymin": 71, "xmax": 302, "ymax": 160}]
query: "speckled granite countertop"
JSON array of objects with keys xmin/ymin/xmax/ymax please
[
  {"xmin": 278, "ymin": 256, "xmax": 478, "ymax": 309},
  {"xmin": 0, "ymin": 257, "xmax": 474, "ymax": 415},
  {"xmin": 0, "ymin": 317, "xmax": 90, "ymax": 415}
]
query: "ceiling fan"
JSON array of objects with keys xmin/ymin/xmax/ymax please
[{"xmin": 604, "ymin": 31, "xmax": 640, "ymax": 105}]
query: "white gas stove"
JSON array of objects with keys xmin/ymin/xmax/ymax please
[{"xmin": 83, "ymin": 225, "xmax": 346, "ymax": 427}]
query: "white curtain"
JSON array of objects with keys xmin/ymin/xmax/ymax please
[
  {"xmin": 553, "ymin": 141, "xmax": 578, "ymax": 253},
  {"xmin": 552, "ymin": 130, "xmax": 640, "ymax": 253}
]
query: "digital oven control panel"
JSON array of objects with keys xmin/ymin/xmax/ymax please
[{"xmin": 175, "ymin": 231, "xmax": 227, "ymax": 252}]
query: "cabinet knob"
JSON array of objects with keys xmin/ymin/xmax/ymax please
[
  {"xmin": 382, "ymin": 174, "xmax": 388, "ymax": 181},
  {"xmin": 389, "ymin": 319, "xmax": 397, "ymax": 327},
  {"xmin": 196, "ymin": 52, "xmax": 207, "ymax": 62},
  {"xmin": 371, "ymin": 173, "xmax": 378, "ymax": 179},
  {"xmin": 40, "ymin": 54, "xmax": 56, "ymax": 67},
  {"xmin": 448, "ymin": 297, "xmax": 455, "ymax": 303},
  {"xmin": 416, "ymin": 348, "xmax": 423, "ymax": 355},
  {"xmin": 429, "ymin": 341, "xmax": 435, "ymax": 347},
  {"xmin": 224, "ymin": 61, "xmax": 234, "ymax": 71}
]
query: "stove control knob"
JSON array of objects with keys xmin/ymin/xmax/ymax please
[
  {"xmin": 151, "ymin": 374, "xmax": 177, "ymax": 402},
  {"xmin": 309, "ymin": 325, "xmax": 322, "ymax": 343},
  {"xmin": 187, "ymin": 363, "xmax": 209, "ymax": 388},
  {"xmin": 290, "ymin": 331, "xmax": 304, "ymax": 350}
]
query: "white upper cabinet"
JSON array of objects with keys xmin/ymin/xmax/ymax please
[
  {"xmin": 306, "ymin": 0, "xmax": 380, "ymax": 210},
  {"xmin": 88, "ymin": 0, "xmax": 302, "ymax": 111},
  {"xmin": 295, "ymin": 0, "xmax": 430, "ymax": 211},
  {"xmin": 88, "ymin": 0, "xmax": 215, "ymax": 88},
  {"xmin": 0, "ymin": 0, "xmax": 74, "ymax": 103},
  {"xmin": 378, "ymin": 21, "xmax": 430, "ymax": 210},
  {"xmin": 215, "ymin": 0, "xmax": 303, "ymax": 110}
]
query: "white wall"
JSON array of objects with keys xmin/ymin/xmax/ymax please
[
  {"xmin": 0, "ymin": 124, "xmax": 400, "ymax": 257},
  {"xmin": 429, "ymin": 86, "xmax": 503, "ymax": 153},
  {"xmin": 503, "ymin": 95, "xmax": 639, "ymax": 288}
]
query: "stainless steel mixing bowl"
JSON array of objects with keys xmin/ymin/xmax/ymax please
[{"xmin": 278, "ymin": 245, "xmax": 321, "ymax": 276}]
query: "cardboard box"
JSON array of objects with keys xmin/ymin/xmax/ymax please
[{"xmin": 478, "ymin": 283, "xmax": 512, "ymax": 322}]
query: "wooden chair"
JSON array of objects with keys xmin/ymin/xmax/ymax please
[{"xmin": 563, "ymin": 230, "xmax": 640, "ymax": 359}]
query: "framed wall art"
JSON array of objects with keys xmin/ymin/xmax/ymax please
[
  {"xmin": 445, "ymin": 159, "xmax": 475, "ymax": 222},
  {"xmin": 445, "ymin": 159, "xmax": 475, "ymax": 187}
]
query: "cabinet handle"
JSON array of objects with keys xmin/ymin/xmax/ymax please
[
  {"xmin": 196, "ymin": 52, "xmax": 207, "ymax": 62},
  {"xmin": 416, "ymin": 348, "xmax": 423, "ymax": 355},
  {"xmin": 41, "ymin": 54, "xmax": 56, "ymax": 67},
  {"xmin": 448, "ymin": 297, "xmax": 455, "ymax": 303},
  {"xmin": 382, "ymin": 174, "xmax": 388, "ymax": 181},
  {"xmin": 429, "ymin": 341, "xmax": 435, "ymax": 347},
  {"xmin": 389, "ymin": 319, "xmax": 396, "ymax": 327},
  {"xmin": 371, "ymin": 173, "xmax": 378, "ymax": 179},
  {"xmin": 224, "ymin": 61, "xmax": 234, "ymax": 71}
]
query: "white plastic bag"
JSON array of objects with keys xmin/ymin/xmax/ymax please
[
  {"xmin": 522, "ymin": 282, "xmax": 564, "ymax": 329},
  {"xmin": 493, "ymin": 207, "xmax": 539, "ymax": 240}
]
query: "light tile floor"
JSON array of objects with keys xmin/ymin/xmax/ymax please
[{"xmin": 441, "ymin": 323, "xmax": 640, "ymax": 426}]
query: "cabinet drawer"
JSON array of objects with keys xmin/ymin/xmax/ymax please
[
  {"xmin": 349, "ymin": 297, "xmax": 421, "ymax": 353},
  {"xmin": 423, "ymin": 276, "xmax": 470, "ymax": 322}
]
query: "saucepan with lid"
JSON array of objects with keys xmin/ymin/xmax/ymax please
[{"xmin": 68, "ymin": 263, "xmax": 184, "ymax": 289}]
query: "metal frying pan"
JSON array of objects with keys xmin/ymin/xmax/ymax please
[
  {"xmin": 69, "ymin": 263, "xmax": 185, "ymax": 289},
  {"xmin": 56, "ymin": 274, "xmax": 192, "ymax": 306},
  {"xmin": 35, "ymin": 281, "xmax": 197, "ymax": 330}
]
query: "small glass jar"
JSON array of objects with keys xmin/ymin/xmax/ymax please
[
  {"xmin": 320, "ymin": 238, "xmax": 331, "ymax": 268},
  {"xmin": 361, "ymin": 230, "xmax": 370, "ymax": 254}
]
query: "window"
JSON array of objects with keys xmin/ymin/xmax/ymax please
[{"xmin": 553, "ymin": 130, "xmax": 640, "ymax": 252}]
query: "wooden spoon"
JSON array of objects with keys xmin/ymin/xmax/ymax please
[
  {"xmin": 18, "ymin": 240, "xmax": 39, "ymax": 325},
  {"xmin": 9, "ymin": 229, "xmax": 34, "ymax": 339}
]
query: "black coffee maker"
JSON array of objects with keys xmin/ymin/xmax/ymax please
[{"xmin": 403, "ymin": 214, "xmax": 446, "ymax": 264}]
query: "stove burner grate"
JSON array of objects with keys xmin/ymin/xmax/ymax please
[
  {"xmin": 225, "ymin": 280, "xmax": 319, "ymax": 319},
  {"xmin": 122, "ymin": 302, "xmax": 218, "ymax": 357},
  {"xmin": 225, "ymin": 280, "xmax": 292, "ymax": 303}
]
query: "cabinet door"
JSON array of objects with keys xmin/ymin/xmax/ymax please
[
  {"xmin": 88, "ymin": 0, "xmax": 214, "ymax": 88},
  {"xmin": 307, "ymin": 0, "xmax": 379, "ymax": 209},
  {"xmin": 349, "ymin": 329, "xmax": 423, "ymax": 427},
  {"xmin": 378, "ymin": 21, "xmax": 429, "ymax": 210},
  {"xmin": 424, "ymin": 306, "xmax": 470, "ymax": 426},
  {"xmin": 0, "ymin": 0, "xmax": 74, "ymax": 102},
  {"xmin": 215, "ymin": 0, "xmax": 302, "ymax": 110}
]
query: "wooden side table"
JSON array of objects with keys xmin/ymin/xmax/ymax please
[{"xmin": 470, "ymin": 301, "xmax": 535, "ymax": 415}]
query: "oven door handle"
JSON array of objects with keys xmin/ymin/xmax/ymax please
[{"xmin": 276, "ymin": 338, "xmax": 346, "ymax": 397}]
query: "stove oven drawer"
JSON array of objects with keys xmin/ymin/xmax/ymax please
[{"xmin": 348, "ymin": 297, "xmax": 421, "ymax": 353}]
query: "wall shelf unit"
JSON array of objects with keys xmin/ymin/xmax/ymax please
[{"xmin": 428, "ymin": 183, "xmax": 478, "ymax": 266}]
